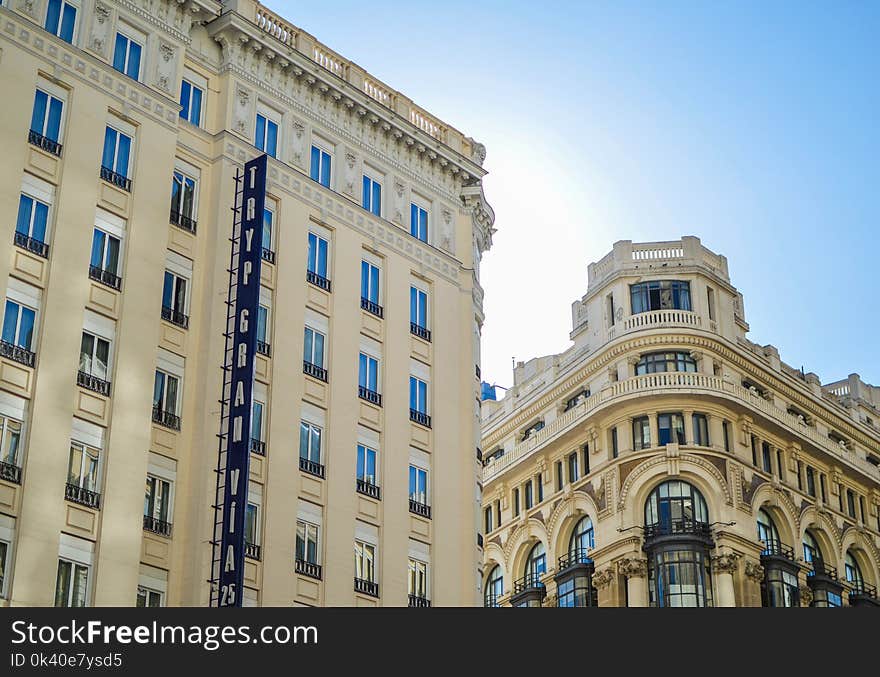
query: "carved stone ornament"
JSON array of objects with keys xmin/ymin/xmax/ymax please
[
  {"xmin": 711, "ymin": 552, "xmax": 741, "ymax": 574},
  {"xmin": 439, "ymin": 208, "xmax": 454, "ymax": 253},
  {"xmin": 17, "ymin": 0, "xmax": 36, "ymax": 18},
  {"xmin": 343, "ymin": 151, "xmax": 357, "ymax": 196},
  {"xmin": 160, "ymin": 43, "xmax": 174, "ymax": 61},
  {"xmin": 799, "ymin": 585, "xmax": 813, "ymax": 606},
  {"xmin": 94, "ymin": 2, "xmax": 110, "ymax": 22},
  {"xmin": 743, "ymin": 560, "xmax": 764, "ymax": 583},
  {"xmin": 591, "ymin": 568, "xmax": 615, "ymax": 589},
  {"xmin": 617, "ymin": 557, "xmax": 648, "ymax": 578}
]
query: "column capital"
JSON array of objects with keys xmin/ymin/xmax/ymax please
[
  {"xmin": 743, "ymin": 560, "xmax": 764, "ymax": 583},
  {"xmin": 617, "ymin": 557, "xmax": 648, "ymax": 578},
  {"xmin": 592, "ymin": 568, "xmax": 615, "ymax": 589},
  {"xmin": 711, "ymin": 552, "xmax": 741, "ymax": 574}
]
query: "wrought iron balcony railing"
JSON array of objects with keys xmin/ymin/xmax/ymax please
[
  {"xmin": 513, "ymin": 572, "xmax": 545, "ymax": 595},
  {"xmin": 409, "ymin": 499, "xmax": 431, "ymax": 519},
  {"xmin": 358, "ymin": 386, "xmax": 382, "ymax": 407},
  {"xmin": 28, "ymin": 129, "xmax": 63, "ymax": 156},
  {"xmin": 354, "ymin": 577, "xmax": 379, "ymax": 598},
  {"xmin": 360, "ymin": 297, "xmax": 383, "ymax": 318},
  {"xmin": 409, "ymin": 409, "xmax": 431, "ymax": 428},
  {"xmin": 65, "ymin": 483, "xmax": 101, "ymax": 509},
  {"xmin": 245, "ymin": 542, "xmax": 262, "ymax": 561},
  {"xmin": 169, "ymin": 209, "xmax": 197, "ymax": 234},
  {"xmin": 161, "ymin": 305, "xmax": 189, "ymax": 329},
  {"xmin": 143, "ymin": 515, "xmax": 172, "ymax": 537},
  {"xmin": 249, "ymin": 438, "xmax": 266, "ymax": 456},
  {"xmin": 0, "ymin": 461, "xmax": 22, "ymax": 484},
  {"xmin": 643, "ymin": 518, "xmax": 711, "ymax": 543},
  {"xmin": 306, "ymin": 270, "xmax": 331, "ymax": 292},
  {"xmin": 0, "ymin": 340, "xmax": 35, "ymax": 368},
  {"xmin": 14, "ymin": 231, "xmax": 49, "ymax": 258},
  {"xmin": 261, "ymin": 248, "xmax": 276, "ymax": 264},
  {"xmin": 299, "ymin": 457, "xmax": 325, "ymax": 479},
  {"xmin": 557, "ymin": 548, "xmax": 594, "ymax": 572},
  {"xmin": 77, "ymin": 370, "xmax": 111, "ymax": 396},
  {"xmin": 303, "ymin": 361, "xmax": 328, "ymax": 382},
  {"xmin": 760, "ymin": 539, "xmax": 796, "ymax": 561},
  {"xmin": 100, "ymin": 166, "xmax": 132, "ymax": 192},
  {"xmin": 808, "ymin": 559, "xmax": 839, "ymax": 581},
  {"xmin": 88, "ymin": 265, "xmax": 122, "ymax": 291},
  {"xmin": 408, "ymin": 594, "xmax": 431, "ymax": 608},
  {"xmin": 410, "ymin": 322, "xmax": 431, "ymax": 342},
  {"xmin": 848, "ymin": 581, "xmax": 877, "ymax": 602},
  {"xmin": 356, "ymin": 478, "xmax": 381, "ymax": 500},
  {"xmin": 295, "ymin": 559, "xmax": 322, "ymax": 580},
  {"xmin": 152, "ymin": 405, "xmax": 181, "ymax": 431},
  {"xmin": 256, "ymin": 340, "xmax": 271, "ymax": 357}
]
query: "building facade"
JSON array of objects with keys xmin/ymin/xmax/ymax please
[
  {"xmin": 0, "ymin": 0, "xmax": 495, "ymax": 607},
  {"xmin": 480, "ymin": 237, "xmax": 880, "ymax": 608}
]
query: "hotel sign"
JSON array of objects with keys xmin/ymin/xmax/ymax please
[{"xmin": 218, "ymin": 154, "xmax": 267, "ymax": 606}]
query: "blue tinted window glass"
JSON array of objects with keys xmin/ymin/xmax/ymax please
[
  {"xmin": 362, "ymin": 176, "xmax": 370, "ymax": 210},
  {"xmin": 90, "ymin": 230, "xmax": 105, "ymax": 268},
  {"xmin": 190, "ymin": 86, "xmax": 202, "ymax": 126},
  {"xmin": 360, "ymin": 261, "xmax": 369, "ymax": 300},
  {"xmin": 409, "ymin": 377, "xmax": 417, "ymax": 409},
  {"xmin": 310, "ymin": 146, "xmax": 320, "ymax": 181},
  {"xmin": 317, "ymin": 238, "xmax": 327, "ymax": 277},
  {"xmin": 45, "ymin": 0, "xmax": 61, "ymax": 35},
  {"xmin": 32, "ymin": 201, "xmax": 49, "ymax": 241},
  {"xmin": 369, "ymin": 266, "xmax": 379, "ymax": 303},
  {"xmin": 255, "ymin": 115, "xmax": 266, "ymax": 151},
  {"xmin": 59, "ymin": 3, "xmax": 76, "ymax": 42},
  {"xmin": 116, "ymin": 133, "xmax": 131, "ymax": 177},
  {"xmin": 179, "ymin": 81, "xmax": 190, "ymax": 120},
  {"xmin": 18, "ymin": 307, "xmax": 35, "ymax": 350},
  {"xmin": 127, "ymin": 40, "xmax": 141, "ymax": 79},
  {"xmin": 372, "ymin": 182, "xmax": 381, "ymax": 216},
  {"xmin": 410, "ymin": 203, "xmax": 418, "ymax": 237},
  {"xmin": 313, "ymin": 332, "xmax": 324, "ymax": 368},
  {"xmin": 257, "ymin": 307, "xmax": 267, "ymax": 342},
  {"xmin": 266, "ymin": 120, "xmax": 277, "ymax": 157},
  {"xmin": 31, "ymin": 90, "xmax": 47, "ymax": 134},
  {"xmin": 2, "ymin": 302, "xmax": 19, "ymax": 345},
  {"xmin": 162, "ymin": 272, "xmax": 174, "ymax": 309},
  {"xmin": 307, "ymin": 233, "xmax": 317, "ymax": 272},
  {"xmin": 47, "ymin": 97, "xmax": 63, "ymax": 141},
  {"xmin": 358, "ymin": 354, "xmax": 367, "ymax": 388},
  {"xmin": 16, "ymin": 196, "xmax": 33, "ymax": 236},
  {"xmin": 102, "ymin": 127, "xmax": 116, "ymax": 170},
  {"xmin": 320, "ymin": 152, "xmax": 330, "ymax": 187},
  {"xmin": 113, "ymin": 34, "xmax": 127, "ymax": 72}
]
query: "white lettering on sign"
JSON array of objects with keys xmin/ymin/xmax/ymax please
[
  {"xmin": 237, "ymin": 342, "xmax": 247, "ymax": 367},
  {"xmin": 229, "ymin": 500, "xmax": 236, "ymax": 532},
  {"xmin": 243, "ymin": 260, "xmax": 252, "ymax": 286},
  {"xmin": 246, "ymin": 197, "xmax": 256, "ymax": 222},
  {"xmin": 233, "ymin": 415, "xmax": 242, "ymax": 442},
  {"xmin": 239, "ymin": 309, "xmax": 249, "ymax": 333},
  {"xmin": 244, "ymin": 228, "xmax": 254, "ymax": 253},
  {"xmin": 234, "ymin": 380, "xmax": 244, "ymax": 407},
  {"xmin": 224, "ymin": 544, "xmax": 235, "ymax": 572},
  {"xmin": 249, "ymin": 164, "xmax": 257, "ymax": 188}
]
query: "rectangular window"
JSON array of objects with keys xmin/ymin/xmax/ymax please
[
  {"xmin": 296, "ymin": 521, "xmax": 319, "ymax": 564},
  {"xmin": 524, "ymin": 480, "xmax": 533, "ymax": 510},
  {"xmin": 262, "ymin": 208, "xmax": 274, "ymax": 254},
  {"xmin": 838, "ymin": 485, "xmax": 844, "ymax": 512},
  {"xmin": 67, "ymin": 442, "xmax": 99, "ymax": 492},
  {"xmin": 30, "ymin": 89, "xmax": 64, "ymax": 145},
  {"xmin": 303, "ymin": 327, "xmax": 325, "ymax": 368},
  {"xmin": 762, "ymin": 442, "xmax": 772, "ymax": 474},
  {"xmin": 409, "ymin": 465, "xmax": 427, "ymax": 504},
  {"xmin": 776, "ymin": 449, "xmax": 785, "ymax": 482},
  {"xmin": 657, "ymin": 413, "xmax": 685, "ymax": 446},
  {"xmin": 1, "ymin": 417, "xmax": 22, "ymax": 467},
  {"xmin": 254, "ymin": 113, "xmax": 278, "ymax": 157},
  {"xmin": 54, "ymin": 559, "xmax": 88, "ymax": 607},
  {"xmin": 361, "ymin": 261, "xmax": 380, "ymax": 305},
  {"xmin": 611, "ymin": 427, "xmax": 619, "ymax": 458},
  {"xmin": 820, "ymin": 474, "xmax": 827, "ymax": 502},
  {"xmin": 251, "ymin": 401, "xmax": 264, "ymax": 443},
  {"xmin": 846, "ymin": 490, "xmax": 856, "ymax": 518},
  {"xmin": 356, "ymin": 444, "xmax": 377, "ymax": 485},
  {"xmin": 484, "ymin": 507, "xmax": 493, "ymax": 534},
  {"xmin": 358, "ymin": 353, "xmax": 379, "ymax": 394},
  {"xmin": 44, "ymin": 0, "xmax": 78, "ymax": 43},
  {"xmin": 79, "ymin": 331, "xmax": 110, "ymax": 381},
  {"xmin": 153, "ymin": 370, "xmax": 180, "ymax": 416},
  {"xmin": 410, "ymin": 203, "xmax": 428, "ymax": 242},
  {"xmin": 706, "ymin": 287, "xmax": 716, "ymax": 321},
  {"xmin": 806, "ymin": 466, "xmax": 816, "ymax": 497},
  {"xmin": 179, "ymin": 79, "xmax": 203, "ymax": 126},
  {"xmin": 354, "ymin": 541, "xmax": 375, "ymax": 582},
  {"xmin": 751, "ymin": 435, "xmax": 758, "ymax": 466},
  {"xmin": 244, "ymin": 503, "xmax": 259, "ymax": 546},
  {"xmin": 362, "ymin": 175, "xmax": 381, "ymax": 216},
  {"xmin": 310, "ymin": 145, "xmax": 331, "ymax": 187},
  {"xmin": 2, "ymin": 300, "xmax": 36, "ymax": 351},
  {"xmin": 408, "ymin": 559, "xmax": 427, "ymax": 598},
  {"xmin": 144, "ymin": 475, "xmax": 171, "ymax": 523},
  {"xmin": 410, "ymin": 286, "xmax": 428, "ymax": 329},
  {"xmin": 607, "ymin": 293, "xmax": 615, "ymax": 326},
  {"xmin": 556, "ymin": 461, "xmax": 563, "ymax": 491},
  {"xmin": 299, "ymin": 422, "xmax": 322, "ymax": 463},
  {"xmin": 0, "ymin": 540, "xmax": 9, "ymax": 597},
  {"xmin": 112, "ymin": 32, "xmax": 142, "ymax": 80},
  {"xmin": 409, "ymin": 376, "xmax": 428, "ymax": 414},
  {"xmin": 630, "ymin": 280, "xmax": 691, "ymax": 314},
  {"xmin": 136, "ymin": 587, "xmax": 163, "ymax": 607},
  {"xmin": 722, "ymin": 421, "xmax": 731, "ymax": 452},
  {"xmin": 307, "ymin": 232, "xmax": 329, "ymax": 278},
  {"xmin": 796, "ymin": 460, "xmax": 803, "ymax": 491},
  {"xmin": 16, "ymin": 193, "xmax": 50, "ymax": 248},
  {"xmin": 90, "ymin": 228, "xmax": 121, "ymax": 278},
  {"xmin": 568, "ymin": 452, "xmax": 579, "ymax": 483},
  {"xmin": 632, "ymin": 416, "xmax": 650, "ymax": 451},
  {"xmin": 692, "ymin": 414, "xmax": 709, "ymax": 447},
  {"xmin": 170, "ymin": 171, "xmax": 197, "ymax": 225},
  {"xmin": 256, "ymin": 305, "xmax": 269, "ymax": 346},
  {"xmin": 859, "ymin": 495, "xmax": 866, "ymax": 523},
  {"xmin": 583, "ymin": 444, "xmax": 590, "ymax": 475},
  {"xmin": 512, "ymin": 487, "xmax": 520, "ymax": 516},
  {"xmin": 101, "ymin": 127, "xmax": 132, "ymax": 179},
  {"xmin": 162, "ymin": 271, "xmax": 188, "ymax": 322},
  {"xmin": 536, "ymin": 473, "xmax": 543, "ymax": 503}
]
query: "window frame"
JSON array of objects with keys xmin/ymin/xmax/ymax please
[
  {"xmin": 44, "ymin": 0, "xmax": 79, "ymax": 44},
  {"xmin": 310, "ymin": 144, "xmax": 332, "ymax": 188},
  {"xmin": 254, "ymin": 110, "xmax": 279, "ymax": 158},
  {"xmin": 112, "ymin": 29, "xmax": 143, "ymax": 81},
  {"xmin": 410, "ymin": 201, "xmax": 428, "ymax": 242},
  {"xmin": 54, "ymin": 558, "xmax": 89, "ymax": 607}
]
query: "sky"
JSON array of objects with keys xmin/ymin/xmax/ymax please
[{"xmin": 265, "ymin": 0, "xmax": 880, "ymax": 387}]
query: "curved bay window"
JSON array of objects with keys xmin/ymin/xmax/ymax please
[
  {"xmin": 511, "ymin": 542, "xmax": 547, "ymax": 607},
  {"xmin": 635, "ymin": 351, "xmax": 697, "ymax": 375},
  {"xmin": 757, "ymin": 509, "xmax": 799, "ymax": 607},
  {"xmin": 644, "ymin": 480, "xmax": 713, "ymax": 607},
  {"xmin": 845, "ymin": 551, "xmax": 879, "ymax": 606},
  {"xmin": 484, "ymin": 565, "xmax": 503, "ymax": 607},
  {"xmin": 630, "ymin": 280, "xmax": 691, "ymax": 315},
  {"xmin": 556, "ymin": 516, "xmax": 597, "ymax": 607},
  {"xmin": 803, "ymin": 531, "xmax": 843, "ymax": 607}
]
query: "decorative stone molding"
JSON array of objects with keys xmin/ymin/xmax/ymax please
[
  {"xmin": 155, "ymin": 42, "xmax": 176, "ymax": 94},
  {"xmin": 233, "ymin": 87, "xmax": 251, "ymax": 135},
  {"xmin": 711, "ymin": 552, "xmax": 741, "ymax": 574},
  {"xmin": 592, "ymin": 568, "xmax": 615, "ymax": 589},
  {"xmin": 290, "ymin": 120, "xmax": 306, "ymax": 168},
  {"xmin": 461, "ymin": 183, "xmax": 495, "ymax": 257},
  {"xmin": 16, "ymin": 0, "xmax": 36, "ymax": 18},
  {"xmin": 617, "ymin": 453, "xmax": 732, "ymax": 510},
  {"xmin": 799, "ymin": 585, "xmax": 813, "ymax": 606},
  {"xmin": 743, "ymin": 560, "xmax": 764, "ymax": 583},
  {"xmin": 88, "ymin": 2, "xmax": 112, "ymax": 57},
  {"xmin": 343, "ymin": 150, "xmax": 357, "ymax": 197},
  {"xmin": 617, "ymin": 557, "xmax": 648, "ymax": 578},
  {"xmin": 439, "ymin": 208, "xmax": 455, "ymax": 254}
]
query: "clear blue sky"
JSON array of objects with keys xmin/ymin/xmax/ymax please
[{"xmin": 265, "ymin": 0, "xmax": 880, "ymax": 386}]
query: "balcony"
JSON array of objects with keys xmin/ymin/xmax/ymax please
[
  {"xmin": 152, "ymin": 405, "xmax": 181, "ymax": 431},
  {"xmin": 161, "ymin": 305, "xmax": 189, "ymax": 330},
  {"xmin": 848, "ymin": 581, "xmax": 880, "ymax": 607},
  {"xmin": 65, "ymin": 483, "xmax": 101, "ymax": 509},
  {"xmin": 360, "ymin": 297, "xmax": 383, "ymax": 318},
  {"xmin": 354, "ymin": 577, "xmax": 379, "ymax": 598},
  {"xmin": 169, "ymin": 209, "xmax": 197, "ymax": 234},
  {"xmin": 408, "ymin": 594, "xmax": 431, "ymax": 608},
  {"xmin": 299, "ymin": 457, "xmax": 325, "ymax": 479},
  {"xmin": 410, "ymin": 409, "xmax": 431, "ymax": 428},
  {"xmin": 89, "ymin": 265, "xmax": 122, "ymax": 291},
  {"xmin": 0, "ymin": 340, "xmax": 35, "ymax": 368},
  {"xmin": 303, "ymin": 360, "xmax": 328, "ymax": 382},
  {"xmin": 409, "ymin": 499, "xmax": 431, "ymax": 519},
  {"xmin": 295, "ymin": 559, "xmax": 322, "ymax": 580},
  {"xmin": 0, "ymin": 461, "xmax": 22, "ymax": 484},
  {"xmin": 256, "ymin": 340, "xmax": 272, "ymax": 357},
  {"xmin": 410, "ymin": 322, "xmax": 431, "ymax": 342},
  {"xmin": 100, "ymin": 166, "xmax": 132, "ymax": 192},
  {"xmin": 245, "ymin": 542, "xmax": 261, "ymax": 561},
  {"xmin": 261, "ymin": 248, "xmax": 276, "ymax": 264},
  {"xmin": 14, "ymin": 232, "xmax": 49, "ymax": 258},
  {"xmin": 760, "ymin": 539, "xmax": 797, "ymax": 565},
  {"xmin": 306, "ymin": 270, "xmax": 332, "ymax": 292},
  {"xmin": 358, "ymin": 386, "xmax": 382, "ymax": 407},
  {"xmin": 510, "ymin": 573, "xmax": 546, "ymax": 607},
  {"xmin": 356, "ymin": 478, "xmax": 381, "ymax": 500},
  {"xmin": 557, "ymin": 548, "xmax": 594, "ymax": 574},
  {"xmin": 807, "ymin": 558, "xmax": 839, "ymax": 582},
  {"xmin": 28, "ymin": 129, "xmax": 63, "ymax": 156},
  {"xmin": 484, "ymin": 594, "xmax": 500, "ymax": 608},
  {"xmin": 143, "ymin": 515, "xmax": 172, "ymax": 537},
  {"xmin": 643, "ymin": 518, "xmax": 712, "ymax": 547},
  {"xmin": 77, "ymin": 370, "xmax": 111, "ymax": 397},
  {"xmin": 249, "ymin": 438, "xmax": 266, "ymax": 456}
]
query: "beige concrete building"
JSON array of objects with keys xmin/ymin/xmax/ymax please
[
  {"xmin": 0, "ymin": 0, "xmax": 495, "ymax": 607},
  {"xmin": 480, "ymin": 237, "xmax": 880, "ymax": 607}
]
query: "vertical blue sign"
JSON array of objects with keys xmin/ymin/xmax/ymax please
[{"xmin": 218, "ymin": 154, "xmax": 266, "ymax": 606}]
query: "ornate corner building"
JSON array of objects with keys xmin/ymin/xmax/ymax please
[
  {"xmin": 480, "ymin": 237, "xmax": 880, "ymax": 608},
  {"xmin": 0, "ymin": 0, "xmax": 495, "ymax": 606}
]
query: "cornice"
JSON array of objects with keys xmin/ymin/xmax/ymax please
[{"xmin": 108, "ymin": 0, "xmax": 219, "ymax": 46}]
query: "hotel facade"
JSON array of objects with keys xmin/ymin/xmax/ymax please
[
  {"xmin": 480, "ymin": 237, "xmax": 880, "ymax": 608},
  {"xmin": 0, "ymin": 0, "xmax": 495, "ymax": 606}
]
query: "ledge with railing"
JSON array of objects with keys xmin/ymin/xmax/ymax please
[
  {"xmin": 249, "ymin": 438, "xmax": 266, "ymax": 456},
  {"xmin": 512, "ymin": 573, "xmax": 546, "ymax": 595},
  {"xmin": 303, "ymin": 360, "xmax": 328, "ymax": 382},
  {"xmin": 299, "ymin": 456, "xmax": 325, "ymax": 478},
  {"xmin": 557, "ymin": 548, "xmax": 594, "ymax": 573},
  {"xmin": 410, "ymin": 322, "xmax": 431, "ymax": 342},
  {"xmin": 261, "ymin": 247, "xmax": 276, "ymax": 265},
  {"xmin": 161, "ymin": 305, "xmax": 189, "ymax": 330},
  {"xmin": 65, "ymin": 483, "xmax": 101, "ymax": 509},
  {"xmin": 28, "ymin": 129, "xmax": 62, "ymax": 156},
  {"xmin": 88, "ymin": 265, "xmax": 122, "ymax": 291},
  {"xmin": 807, "ymin": 559, "xmax": 839, "ymax": 581},
  {"xmin": 360, "ymin": 297, "xmax": 383, "ymax": 318},
  {"xmin": 151, "ymin": 405, "xmax": 181, "ymax": 431},
  {"xmin": 0, "ymin": 461, "xmax": 22, "ymax": 484},
  {"xmin": 354, "ymin": 577, "xmax": 379, "ymax": 598},
  {"xmin": 759, "ymin": 539, "xmax": 796, "ymax": 562},
  {"xmin": 0, "ymin": 340, "xmax": 36, "ymax": 368},
  {"xmin": 306, "ymin": 270, "xmax": 331, "ymax": 292},
  {"xmin": 409, "ymin": 409, "xmax": 431, "ymax": 428},
  {"xmin": 408, "ymin": 594, "xmax": 431, "ymax": 608},
  {"xmin": 14, "ymin": 231, "xmax": 49, "ymax": 258},
  {"xmin": 409, "ymin": 499, "xmax": 431, "ymax": 519},
  {"xmin": 245, "ymin": 542, "xmax": 262, "ymax": 561},
  {"xmin": 356, "ymin": 478, "xmax": 381, "ymax": 500},
  {"xmin": 77, "ymin": 370, "xmax": 111, "ymax": 397},
  {"xmin": 643, "ymin": 518, "xmax": 711, "ymax": 545},
  {"xmin": 295, "ymin": 559, "xmax": 322, "ymax": 580},
  {"xmin": 143, "ymin": 515, "xmax": 172, "ymax": 537},
  {"xmin": 848, "ymin": 581, "xmax": 878, "ymax": 606},
  {"xmin": 358, "ymin": 386, "xmax": 382, "ymax": 407},
  {"xmin": 100, "ymin": 166, "xmax": 131, "ymax": 192},
  {"xmin": 169, "ymin": 209, "xmax": 197, "ymax": 234},
  {"xmin": 256, "ymin": 340, "xmax": 271, "ymax": 357}
]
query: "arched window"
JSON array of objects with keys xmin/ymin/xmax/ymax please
[
  {"xmin": 802, "ymin": 531, "xmax": 821, "ymax": 564},
  {"xmin": 643, "ymin": 480, "xmax": 712, "ymax": 607},
  {"xmin": 526, "ymin": 542, "xmax": 546, "ymax": 578},
  {"xmin": 511, "ymin": 542, "xmax": 548, "ymax": 607},
  {"xmin": 756, "ymin": 509, "xmax": 780, "ymax": 549},
  {"xmin": 757, "ymin": 510, "xmax": 798, "ymax": 607},
  {"xmin": 803, "ymin": 530, "xmax": 843, "ymax": 607},
  {"xmin": 845, "ymin": 550, "xmax": 880, "ymax": 606},
  {"xmin": 844, "ymin": 552, "xmax": 863, "ymax": 587},
  {"xmin": 569, "ymin": 516, "xmax": 594, "ymax": 562},
  {"xmin": 484, "ymin": 565, "xmax": 503, "ymax": 607}
]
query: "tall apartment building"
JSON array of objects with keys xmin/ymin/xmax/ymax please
[
  {"xmin": 480, "ymin": 237, "xmax": 880, "ymax": 607},
  {"xmin": 0, "ymin": 0, "xmax": 495, "ymax": 607}
]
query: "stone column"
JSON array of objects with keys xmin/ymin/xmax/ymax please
[
  {"xmin": 618, "ymin": 558, "xmax": 649, "ymax": 607},
  {"xmin": 592, "ymin": 567, "xmax": 617, "ymax": 607},
  {"xmin": 708, "ymin": 414, "xmax": 725, "ymax": 452},
  {"xmin": 649, "ymin": 416, "xmax": 659, "ymax": 450},
  {"xmin": 743, "ymin": 560, "xmax": 765, "ymax": 607},
  {"xmin": 682, "ymin": 408, "xmax": 695, "ymax": 445},
  {"xmin": 711, "ymin": 553, "xmax": 740, "ymax": 607}
]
